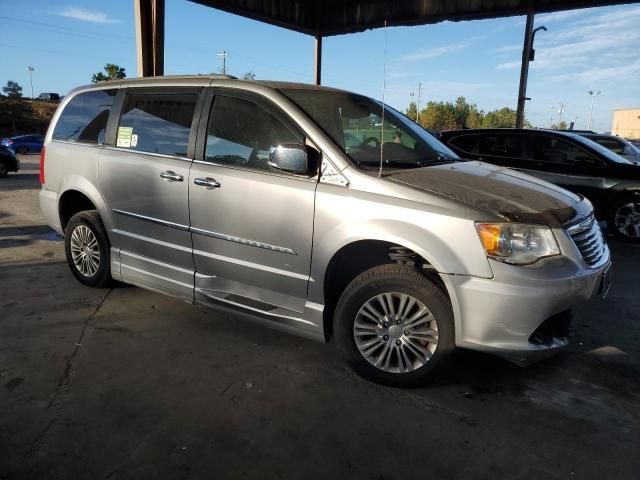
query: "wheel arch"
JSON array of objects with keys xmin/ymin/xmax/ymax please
[
  {"xmin": 57, "ymin": 176, "xmax": 112, "ymax": 232},
  {"xmin": 319, "ymin": 238, "xmax": 455, "ymax": 343}
]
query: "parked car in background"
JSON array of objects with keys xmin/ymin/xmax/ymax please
[
  {"xmin": 39, "ymin": 77, "xmax": 611, "ymax": 386},
  {"xmin": 38, "ymin": 92, "xmax": 61, "ymax": 101},
  {"xmin": 574, "ymin": 132, "xmax": 640, "ymax": 164},
  {"xmin": 1, "ymin": 134, "xmax": 45, "ymax": 154},
  {"xmin": 440, "ymin": 128, "xmax": 640, "ymax": 241},
  {"xmin": 0, "ymin": 146, "xmax": 19, "ymax": 178}
]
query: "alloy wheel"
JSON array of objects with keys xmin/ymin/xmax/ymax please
[
  {"xmin": 614, "ymin": 202, "xmax": 640, "ymax": 238},
  {"xmin": 353, "ymin": 292, "xmax": 439, "ymax": 374},
  {"xmin": 70, "ymin": 225, "xmax": 100, "ymax": 277}
]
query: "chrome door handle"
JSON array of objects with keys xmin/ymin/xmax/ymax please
[
  {"xmin": 194, "ymin": 177, "xmax": 221, "ymax": 189},
  {"xmin": 160, "ymin": 171, "xmax": 184, "ymax": 182}
]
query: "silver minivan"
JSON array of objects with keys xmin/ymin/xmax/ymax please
[{"xmin": 40, "ymin": 76, "xmax": 611, "ymax": 385}]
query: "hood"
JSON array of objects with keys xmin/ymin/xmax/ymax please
[{"xmin": 388, "ymin": 161, "xmax": 591, "ymax": 226}]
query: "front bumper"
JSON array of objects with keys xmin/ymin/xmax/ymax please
[{"xmin": 443, "ymin": 250, "xmax": 611, "ymax": 366}]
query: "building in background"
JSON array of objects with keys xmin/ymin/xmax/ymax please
[{"xmin": 611, "ymin": 108, "xmax": 640, "ymax": 139}]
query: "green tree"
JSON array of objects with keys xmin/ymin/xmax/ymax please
[
  {"xmin": 418, "ymin": 101, "xmax": 458, "ymax": 132},
  {"xmin": 92, "ymin": 63, "xmax": 126, "ymax": 83},
  {"xmin": 2, "ymin": 80, "xmax": 23, "ymax": 98},
  {"xmin": 405, "ymin": 101, "xmax": 417, "ymax": 122},
  {"xmin": 242, "ymin": 71, "xmax": 256, "ymax": 80},
  {"xmin": 482, "ymin": 107, "xmax": 518, "ymax": 128},
  {"xmin": 552, "ymin": 121, "xmax": 568, "ymax": 130}
]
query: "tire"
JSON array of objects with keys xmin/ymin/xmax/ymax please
[
  {"xmin": 64, "ymin": 211, "xmax": 112, "ymax": 287},
  {"xmin": 0, "ymin": 162, "xmax": 7, "ymax": 178},
  {"xmin": 334, "ymin": 264, "xmax": 454, "ymax": 387},
  {"xmin": 607, "ymin": 195, "xmax": 640, "ymax": 242},
  {"xmin": 16, "ymin": 146, "xmax": 28, "ymax": 155}
]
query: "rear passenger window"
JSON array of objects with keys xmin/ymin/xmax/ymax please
[
  {"xmin": 118, "ymin": 92, "xmax": 197, "ymax": 157},
  {"xmin": 53, "ymin": 89, "xmax": 116, "ymax": 144},
  {"xmin": 477, "ymin": 134, "xmax": 523, "ymax": 159},
  {"xmin": 204, "ymin": 95, "xmax": 303, "ymax": 172}
]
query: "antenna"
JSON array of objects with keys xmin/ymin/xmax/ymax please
[{"xmin": 378, "ymin": 20, "xmax": 388, "ymax": 178}]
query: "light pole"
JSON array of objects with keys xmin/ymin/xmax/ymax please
[
  {"xmin": 217, "ymin": 50, "xmax": 229, "ymax": 75},
  {"xmin": 588, "ymin": 90, "xmax": 601, "ymax": 130},
  {"xmin": 515, "ymin": 12, "xmax": 547, "ymax": 129},
  {"xmin": 26, "ymin": 66, "xmax": 34, "ymax": 98}
]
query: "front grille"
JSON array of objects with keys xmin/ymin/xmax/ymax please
[{"xmin": 567, "ymin": 216, "xmax": 606, "ymax": 268}]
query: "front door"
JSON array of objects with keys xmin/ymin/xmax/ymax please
[
  {"xmin": 188, "ymin": 90, "xmax": 317, "ymax": 313},
  {"xmin": 99, "ymin": 88, "xmax": 200, "ymax": 299},
  {"xmin": 522, "ymin": 135, "xmax": 607, "ymax": 206}
]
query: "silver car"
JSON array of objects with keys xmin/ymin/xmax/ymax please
[{"xmin": 39, "ymin": 76, "xmax": 611, "ymax": 386}]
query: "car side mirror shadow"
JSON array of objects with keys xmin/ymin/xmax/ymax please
[{"xmin": 268, "ymin": 143, "xmax": 320, "ymax": 176}]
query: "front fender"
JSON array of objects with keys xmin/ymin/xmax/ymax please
[{"xmin": 308, "ymin": 185, "xmax": 493, "ymax": 303}]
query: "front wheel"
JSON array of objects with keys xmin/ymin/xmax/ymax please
[
  {"xmin": 64, "ymin": 211, "xmax": 112, "ymax": 287},
  {"xmin": 608, "ymin": 197, "xmax": 640, "ymax": 241},
  {"xmin": 0, "ymin": 162, "xmax": 7, "ymax": 178},
  {"xmin": 334, "ymin": 265, "xmax": 454, "ymax": 387}
]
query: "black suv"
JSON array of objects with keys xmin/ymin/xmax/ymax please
[{"xmin": 440, "ymin": 128, "xmax": 640, "ymax": 241}]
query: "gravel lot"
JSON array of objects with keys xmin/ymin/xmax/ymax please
[{"xmin": 1, "ymin": 155, "xmax": 639, "ymax": 479}]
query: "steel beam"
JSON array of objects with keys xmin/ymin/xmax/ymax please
[{"xmin": 134, "ymin": 0, "xmax": 165, "ymax": 77}]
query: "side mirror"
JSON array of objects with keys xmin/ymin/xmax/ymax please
[{"xmin": 268, "ymin": 144, "xmax": 309, "ymax": 174}]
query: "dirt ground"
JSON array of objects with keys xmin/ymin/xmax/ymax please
[{"xmin": 1, "ymin": 155, "xmax": 639, "ymax": 479}]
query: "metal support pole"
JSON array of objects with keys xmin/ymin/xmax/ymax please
[
  {"xmin": 516, "ymin": 11, "xmax": 534, "ymax": 129},
  {"xmin": 314, "ymin": 32, "xmax": 322, "ymax": 85},
  {"xmin": 134, "ymin": 0, "xmax": 165, "ymax": 77}
]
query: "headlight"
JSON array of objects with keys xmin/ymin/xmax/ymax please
[{"xmin": 476, "ymin": 223, "xmax": 560, "ymax": 265}]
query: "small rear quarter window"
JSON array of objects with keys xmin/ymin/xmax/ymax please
[{"xmin": 53, "ymin": 89, "xmax": 117, "ymax": 144}]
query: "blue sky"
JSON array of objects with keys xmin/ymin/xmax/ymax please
[{"xmin": 1, "ymin": 0, "xmax": 639, "ymax": 132}]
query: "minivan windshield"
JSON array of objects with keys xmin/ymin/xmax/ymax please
[{"xmin": 281, "ymin": 89, "xmax": 460, "ymax": 170}]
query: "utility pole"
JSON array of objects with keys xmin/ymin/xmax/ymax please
[
  {"xmin": 516, "ymin": 9, "xmax": 547, "ymax": 128},
  {"xmin": 588, "ymin": 90, "xmax": 601, "ymax": 130},
  {"xmin": 557, "ymin": 102, "xmax": 566, "ymax": 124},
  {"xmin": 217, "ymin": 50, "xmax": 229, "ymax": 75},
  {"xmin": 416, "ymin": 82, "xmax": 422, "ymax": 125},
  {"xmin": 26, "ymin": 66, "xmax": 34, "ymax": 98}
]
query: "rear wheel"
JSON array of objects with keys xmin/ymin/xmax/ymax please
[
  {"xmin": 608, "ymin": 197, "xmax": 640, "ymax": 241},
  {"xmin": 334, "ymin": 264, "xmax": 454, "ymax": 387},
  {"xmin": 64, "ymin": 211, "xmax": 112, "ymax": 287}
]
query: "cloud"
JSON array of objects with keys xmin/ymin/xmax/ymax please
[
  {"xmin": 535, "ymin": 9, "xmax": 591, "ymax": 24},
  {"xmin": 400, "ymin": 37, "xmax": 483, "ymax": 62},
  {"xmin": 496, "ymin": 5, "xmax": 640, "ymax": 76},
  {"xmin": 495, "ymin": 44, "xmax": 521, "ymax": 54},
  {"xmin": 546, "ymin": 60, "xmax": 640, "ymax": 84},
  {"xmin": 55, "ymin": 7, "xmax": 120, "ymax": 24}
]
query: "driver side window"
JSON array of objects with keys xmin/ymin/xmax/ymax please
[{"xmin": 205, "ymin": 95, "xmax": 303, "ymax": 172}]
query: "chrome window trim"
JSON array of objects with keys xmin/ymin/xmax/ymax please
[
  {"xmin": 191, "ymin": 226, "xmax": 297, "ymax": 255},
  {"xmin": 191, "ymin": 159, "xmax": 317, "ymax": 183},
  {"xmin": 112, "ymin": 209, "xmax": 190, "ymax": 231},
  {"xmin": 103, "ymin": 146, "xmax": 192, "ymax": 163},
  {"xmin": 51, "ymin": 139, "xmax": 103, "ymax": 148}
]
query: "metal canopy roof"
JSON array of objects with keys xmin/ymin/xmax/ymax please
[{"xmin": 187, "ymin": 0, "xmax": 634, "ymax": 36}]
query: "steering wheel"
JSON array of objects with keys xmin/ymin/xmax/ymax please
[{"xmin": 364, "ymin": 136, "xmax": 380, "ymax": 148}]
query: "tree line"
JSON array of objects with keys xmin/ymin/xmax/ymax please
[{"xmin": 405, "ymin": 96, "xmax": 534, "ymax": 131}]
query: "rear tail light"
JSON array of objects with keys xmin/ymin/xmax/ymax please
[{"xmin": 39, "ymin": 146, "xmax": 45, "ymax": 184}]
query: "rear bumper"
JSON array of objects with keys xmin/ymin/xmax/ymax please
[
  {"xmin": 444, "ymin": 252, "xmax": 611, "ymax": 366},
  {"xmin": 39, "ymin": 188, "xmax": 62, "ymax": 234}
]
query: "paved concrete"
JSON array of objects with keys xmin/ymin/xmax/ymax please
[{"xmin": 1, "ymin": 155, "xmax": 639, "ymax": 480}]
